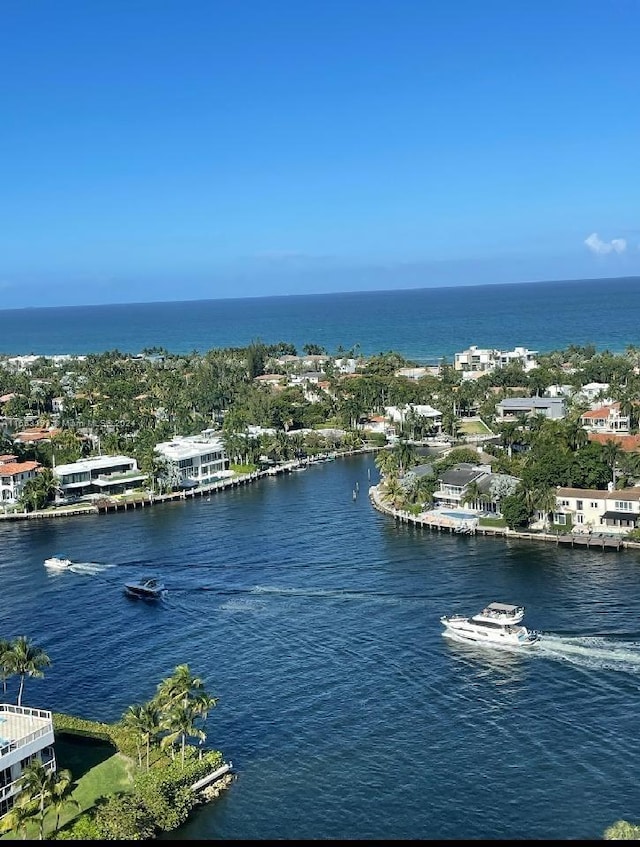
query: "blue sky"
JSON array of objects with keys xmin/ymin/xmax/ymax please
[{"xmin": 1, "ymin": 0, "xmax": 639, "ymax": 307}]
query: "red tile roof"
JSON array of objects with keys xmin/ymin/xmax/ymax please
[
  {"xmin": 587, "ymin": 433, "xmax": 640, "ymax": 452},
  {"xmin": 581, "ymin": 402, "xmax": 621, "ymax": 420},
  {"xmin": 13, "ymin": 427, "xmax": 61, "ymax": 443},
  {"xmin": 0, "ymin": 461, "xmax": 40, "ymax": 476}
]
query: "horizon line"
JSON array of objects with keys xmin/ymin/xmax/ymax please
[{"xmin": 2, "ymin": 272, "xmax": 639, "ymax": 313}]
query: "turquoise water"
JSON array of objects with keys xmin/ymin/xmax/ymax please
[
  {"xmin": 437, "ymin": 510, "xmax": 477, "ymax": 519},
  {"xmin": 1, "ymin": 276, "xmax": 640, "ymax": 360}
]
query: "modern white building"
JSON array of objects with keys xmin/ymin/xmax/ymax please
[
  {"xmin": 53, "ymin": 455, "xmax": 148, "ymax": 501},
  {"xmin": 384, "ymin": 404, "xmax": 443, "ymax": 433},
  {"xmin": 0, "ymin": 704, "xmax": 56, "ymax": 820},
  {"xmin": 154, "ymin": 431, "xmax": 229, "ymax": 489},
  {"xmin": 454, "ymin": 345, "xmax": 538, "ymax": 377}
]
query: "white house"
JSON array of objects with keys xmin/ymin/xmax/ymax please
[
  {"xmin": 579, "ymin": 402, "xmax": 630, "ymax": 434},
  {"xmin": 576, "ymin": 382, "xmax": 611, "ymax": 404},
  {"xmin": 454, "ymin": 345, "xmax": 538, "ymax": 377},
  {"xmin": 0, "ymin": 704, "xmax": 56, "ymax": 821},
  {"xmin": 384, "ymin": 404, "xmax": 443, "ymax": 433},
  {"xmin": 545, "ymin": 384, "xmax": 575, "ymax": 399},
  {"xmin": 551, "ymin": 486, "xmax": 640, "ymax": 534},
  {"xmin": 53, "ymin": 455, "xmax": 148, "ymax": 501},
  {"xmin": 154, "ymin": 431, "xmax": 229, "ymax": 489},
  {"xmin": 0, "ymin": 456, "xmax": 41, "ymax": 505}
]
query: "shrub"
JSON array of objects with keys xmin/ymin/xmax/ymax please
[
  {"xmin": 133, "ymin": 750, "xmax": 223, "ymax": 831},
  {"xmin": 53, "ymin": 812, "xmax": 102, "ymax": 840},
  {"xmin": 94, "ymin": 793, "xmax": 156, "ymax": 840},
  {"xmin": 603, "ymin": 820, "xmax": 640, "ymax": 840}
]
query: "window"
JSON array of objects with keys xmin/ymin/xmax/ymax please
[
  {"xmin": 576, "ymin": 514, "xmax": 584, "ymax": 524},
  {"xmin": 576, "ymin": 500, "xmax": 583, "ymax": 511},
  {"xmin": 614, "ymin": 501, "xmax": 632, "ymax": 511},
  {"xmin": 554, "ymin": 513, "xmax": 567, "ymax": 525}
]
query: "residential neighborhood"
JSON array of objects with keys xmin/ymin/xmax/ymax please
[{"xmin": 1, "ymin": 341, "xmax": 640, "ymax": 541}]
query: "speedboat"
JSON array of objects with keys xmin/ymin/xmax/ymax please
[
  {"xmin": 441, "ymin": 602, "xmax": 539, "ymax": 648},
  {"xmin": 124, "ymin": 577, "xmax": 165, "ymax": 600},
  {"xmin": 44, "ymin": 554, "xmax": 72, "ymax": 570}
]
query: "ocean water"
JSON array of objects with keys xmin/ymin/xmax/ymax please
[
  {"xmin": 1, "ymin": 276, "xmax": 640, "ymax": 361},
  {"xmin": 2, "ymin": 456, "xmax": 640, "ymax": 840}
]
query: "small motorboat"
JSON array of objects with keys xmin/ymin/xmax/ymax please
[
  {"xmin": 124, "ymin": 577, "xmax": 165, "ymax": 600},
  {"xmin": 44, "ymin": 555, "xmax": 73, "ymax": 570}
]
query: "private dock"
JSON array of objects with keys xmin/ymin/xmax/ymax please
[{"xmin": 369, "ymin": 485, "xmax": 632, "ymax": 552}]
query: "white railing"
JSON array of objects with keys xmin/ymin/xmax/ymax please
[
  {"xmin": 0, "ymin": 706, "xmax": 53, "ymax": 763},
  {"xmin": 0, "ymin": 724, "xmax": 51, "ymax": 761},
  {"xmin": 0, "ymin": 704, "xmax": 51, "ymax": 720}
]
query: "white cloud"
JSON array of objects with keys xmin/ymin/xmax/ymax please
[{"xmin": 584, "ymin": 232, "xmax": 627, "ymax": 255}]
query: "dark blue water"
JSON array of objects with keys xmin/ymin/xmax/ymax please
[
  {"xmin": 2, "ymin": 276, "xmax": 640, "ymax": 361},
  {"xmin": 3, "ymin": 456, "xmax": 640, "ymax": 839}
]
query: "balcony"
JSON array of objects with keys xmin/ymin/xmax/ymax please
[{"xmin": 0, "ymin": 704, "xmax": 55, "ymax": 771}]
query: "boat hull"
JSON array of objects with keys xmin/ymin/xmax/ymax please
[
  {"xmin": 124, "ymin": 578, "xmax": 165, "ymax": 600},
  {"xmin": 441, "ymin": 618, "xmax": 538, "ymax": 648}
]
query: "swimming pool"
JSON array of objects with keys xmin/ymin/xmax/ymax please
[{"xmin": 438, "ymin": 510, "xmax": 477, "ymax": 520}]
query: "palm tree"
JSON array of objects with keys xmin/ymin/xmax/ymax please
[
  {"xmin": 462, "ymin": 480, "xmax": 482, "ymax": 511},
  {"xmin": 122, "ymin": 704, "xmax": 147, "ymax": 767},
  {"xmin": 381, "ymin": 475, "xmax": 404, "ymax": 510},
  {"xmin": 17, "ymin": 759, "xmax": 52, "ymax": 840},
  {"xmin": 535, "ymin": 486, "xmax": 558, "ymax": 531},
  {"xmin": 392, "ymin": 439, "xmax": 416, "ymax": 476},
  {"xmin": 49, "ymin": 768, "xmax": 79, "ymax": 832},
  {"xmin": 0, "ymin": 638, "xmax": 13, "ymax": 696},
  {"xmin": 140, "ymin": 700, "xmax": 162, "ymax": 770},
  {"xmin": 6, "ymin": 636, "xmax": 51, "ymax": 707},
  {"xmin": 161, "ymin": 701, "xmax": 206, "ymax": 769},
  {"xmin": 123, "ymin": 701, "xmax": 162, "ymax": 770},
  {"xmin": 375, "ymin": 449, "xmax": 398, "ymax": 477},
  {"xmin": 497, "ymin": 420, "xmax": 521, "ymax": 458},
  {"xmin": 412, "ymin": 474, "xmax": 436, "ymax": 511},
  {"xmin": 601, "ymin": 439, "xmax": 623, "ymax": 487},
  {"xmin": 0, "ymin": 792, "xmax": 39, "ymax": 840},
  {"xmin": 155, "ymin": 663, "xmax": 205, "ymax": 710}
]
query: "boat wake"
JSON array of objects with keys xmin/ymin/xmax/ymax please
[
  {"xmin": 68, "ymin": 561, "xmax": 114, "ymax": 575},
  {"xmin": 536, "ymin": 633, "xmax": 640, "ymax": 674}
]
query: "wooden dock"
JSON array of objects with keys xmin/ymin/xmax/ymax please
[
  {"xmin": 0, "ymin": 446, "xmax": 384, "ymax": 522},
  {"xmin": 369, "ymin": 486, "xmax": 632, "ymax": 552}
]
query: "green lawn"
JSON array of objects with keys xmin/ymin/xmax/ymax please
[
  {"xmin": 1, "ymin": 736, "xmax": 134, "ymax": 840},
  {"xmin": 458, "ymin": 419, "xmax": 493, "ymax": 435}
]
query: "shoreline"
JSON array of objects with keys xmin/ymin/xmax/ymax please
[
  {"xmin": 0, "ymin": 447, "xmax": 385, "ymax": 523},
  {"xmin": 368, "ymin": 483, "xmax": 640, "ymax": 553}
]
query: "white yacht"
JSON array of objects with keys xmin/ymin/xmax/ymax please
[{"xmin": 441, "ymin": 602, "xmax": 539, "ymax": 648}]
